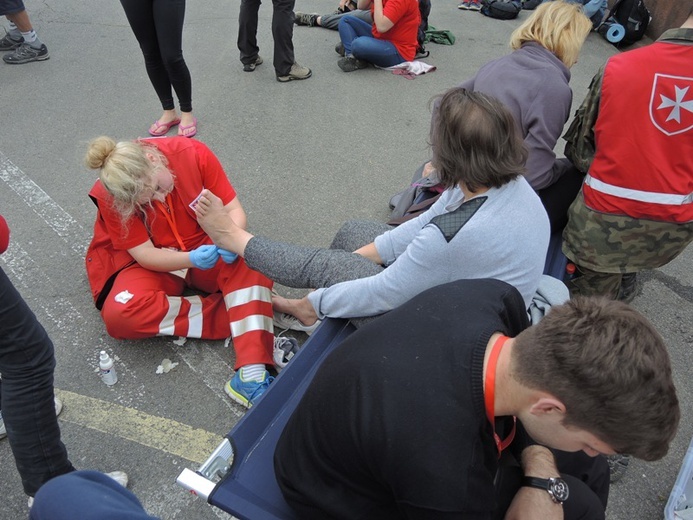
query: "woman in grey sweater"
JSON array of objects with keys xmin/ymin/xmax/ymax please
[
  {"xmin": 458, "ymin": 1, "xmax": 592, "ymax": 230},
  {"xmin": 196, "ymin": 89, "xmax": 550, "ymax": 329}
]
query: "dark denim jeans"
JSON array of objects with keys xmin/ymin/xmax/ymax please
[{"xmin": 0, "ymin": 267, "xmax": 74, "ymax": 496}]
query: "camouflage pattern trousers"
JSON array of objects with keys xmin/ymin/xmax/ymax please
[{"xmin": 562, "ymin": 191, "xmax": 693, "ymax": 299}]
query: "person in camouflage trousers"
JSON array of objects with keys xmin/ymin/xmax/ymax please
[{"xmin": 561, "ymin": 9, "xmax": 693, "ymax": 302}]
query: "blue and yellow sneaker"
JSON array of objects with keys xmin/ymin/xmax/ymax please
[{"xmin": 225, "ymin": 370, "xmax": 274, "ymax": 408}]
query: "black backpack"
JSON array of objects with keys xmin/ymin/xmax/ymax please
[
  {"xmin": 480, "ymin": 0, "xmax": 522, "ymax": 20},
  {"xmin": 605, "ymin": 0, "xmax": 650, "ymax": 46}
]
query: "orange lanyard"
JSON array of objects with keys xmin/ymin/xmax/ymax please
[
  {"xmin": 484, "ymin": 335, "xmax": 516, "ymax": 458},
  {"xmin": 155, "ymin": 194, "xmax": 187, "ymax": 252}
]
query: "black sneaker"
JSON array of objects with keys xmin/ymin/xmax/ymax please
[
  {"xmin": 294, "ymin": 12, "xmax": 318, "ymax": 26},
  {"xmin": 0, "ymin": 33, "xmax": 23, "ymax": 51},
  {"xmin": 338, "ymin": 56, "xmax": 369, "ymax": 72},
  {"xmin": 243, "ymin": 55, "xmax": 263, "ymax": 72},
  {"xmin": 335, "ymin": 42, "xmax": 345, "ymax": 56},
  {"xmin": 3, "ymin": 42, "xmax": 49, "ymax": 64}
]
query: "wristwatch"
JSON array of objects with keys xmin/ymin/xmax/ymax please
[{"xmin": 521, "ymin": 476, "xmax": 570, "ymax": 504}]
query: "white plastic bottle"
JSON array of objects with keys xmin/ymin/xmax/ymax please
[{"xmin": 99, "ymin": 350, "xmax": 118, "ymax": 386}]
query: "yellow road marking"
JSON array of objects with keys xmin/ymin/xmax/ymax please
[{"xmin": 55, "ymin": 389, "xmax": 223, "ymax": 464}]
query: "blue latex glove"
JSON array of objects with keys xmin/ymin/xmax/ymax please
[
  {"xmin": 189, "ymin": 245, "xmax": 219, "ymax": 270},
  {"xmin": 218, "ymin": 249, "xmax": 238, "ymax": 264}
]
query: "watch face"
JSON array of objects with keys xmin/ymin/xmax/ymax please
[{"xmin": 549, "ymin": 478, "xmax": 570, "ymax": 503}]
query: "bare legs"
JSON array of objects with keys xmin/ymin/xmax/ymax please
[{"xmin": 6, "ymin": 10, "xmax": 33, "ymax": 32}]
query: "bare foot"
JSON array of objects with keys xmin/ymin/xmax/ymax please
[
  {"xmin": 272, "ymin": 294, "xmax": 319, "ymax": 326},
  {"xmin": 195, "ymin": 190, "xmax": 252, "ymax": 254},
  {"xmin": 149, "ymin": 109, "xmax": 180, "ymax": 136}
]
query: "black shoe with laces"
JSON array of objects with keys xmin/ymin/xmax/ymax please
[{"xmin": 338, "ymin": 56, "xmax": 369, "ymax": 72}]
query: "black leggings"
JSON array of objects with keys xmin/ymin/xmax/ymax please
[{"xmin": 120, "ymin": 0, "xmax": 192, "ymax": 112}]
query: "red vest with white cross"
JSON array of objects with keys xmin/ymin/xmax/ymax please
[{"xmin": 583, "ymin": 40, "xmax": 693, "ymax": 223}]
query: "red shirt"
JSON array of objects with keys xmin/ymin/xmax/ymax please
[
  {"xmin": 86, "ymin": 137, "xmax": 236, "ymax": 306},
  {"xmin": 372, "ymin": 0, "xmax": 420, "ymax": 62},
  {"xmin": 0, "ymin": 215, "xmax": 9, "ymax": 254}
]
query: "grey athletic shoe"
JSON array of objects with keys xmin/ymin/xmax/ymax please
[
  {"xmin": 607, "ymin": 454, "xmax": 630, "ymax": 483},
  {"xmin": 3, "ymin": 42, "xmax": 49, "ymax": 64},
  {"xmin": 276, "ymin": 62, "xmax": 312, "ymax": 82},
  {"xmin": 243, "ymin": 55, "xmax": 263, "ymax": 72},
  {"xmin": 335, "ymin": 41, "xmax": 345, "ymax": 56},
  {"xmin": 294, "ymin": 12, "xmax": 318, "ymax": 26},
  {"xmin": 0, "ymin": 32, "xmax": 23, "ymax": 51}
]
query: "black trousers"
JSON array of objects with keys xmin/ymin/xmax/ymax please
[
  {"xmin": 237, "ymin": 0, "xmax": 295, "ymax": 76},
  {"xmin": 0, "ymin": 267, "xmax": 75, "ymax": 495},
  {"xmin": 120, "ymin": 0, "xmax": 193, "ymax": 112},
  {"xmin": 537, "ymin": 159, "xmax": 585, "ymax": 234}
]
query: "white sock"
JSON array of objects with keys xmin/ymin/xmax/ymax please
[
  {"xmin": 20, "ymin": 29, "xmax": 40, "ymax": 47},
  {"xmin": 240, "ymin": 364, "xmax": 266, "ymax": 382},
  {"xmin": 8, "ymin": 21, "xmax": 21, "ymax": 39}
]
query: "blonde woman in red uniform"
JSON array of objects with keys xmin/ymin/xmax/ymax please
[{"xmin": 84, "ymin": 136, "xmax": 275, "ymax": 408}]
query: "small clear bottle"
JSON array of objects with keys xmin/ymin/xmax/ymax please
[{"xmin": 99, "ymin": 350, "xmax": 118, "ymax": 386}]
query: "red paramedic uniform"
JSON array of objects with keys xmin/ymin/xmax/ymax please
[{"xmin": 85, "ymin": 137, "xmax": 274, "ymax": 368}]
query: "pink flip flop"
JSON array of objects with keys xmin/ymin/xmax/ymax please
[
  {"xmin": 148, "ymin": 118, "xmax": 181, "ymax": 137},
  {"xmin": 177, "ymin": 117, "xmax": 198, "ymax": 138}
]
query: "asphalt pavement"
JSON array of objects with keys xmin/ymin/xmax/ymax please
[{"xmin": 0, "ymin": 1, "xmax": 691, "ymax": 519}]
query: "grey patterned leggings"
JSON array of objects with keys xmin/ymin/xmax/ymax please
[{"xmin": 244, "ymin": 220, "xmax": 392, "ymax": 326}]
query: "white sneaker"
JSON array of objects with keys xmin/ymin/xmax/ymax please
[
  {"xmin": 106, "ymin": 470, "xmax": 129, "ymax": 487},
  {"xmin": 1, "ymin": 396, "xmax": 62, "ymax": 441},
  {"xmin": 273, "ymin": 311, "xmax": 320, "ymax": 335},
  {"xmin": 54, "ymin": 396, "xmax": 63, "ymax": 417},
  {"xmin": 273, "ymin": 336, "xmax": 301, "ymax": 371}
]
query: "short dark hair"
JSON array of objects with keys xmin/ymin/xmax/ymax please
[
  {"xmin": 430, "ymin": 88, "xmax": 527, "ymax": 192},
  {"xmin": 512, "ymin": 297, "xmax": 679, "ymax": 461}
]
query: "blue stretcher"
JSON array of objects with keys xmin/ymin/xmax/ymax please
[{"xmin": 176, "ymin": 232, "xmax": 568, "ymax": 519}]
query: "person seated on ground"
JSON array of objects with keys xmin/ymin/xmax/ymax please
[
  {"xmin": 195, "ymin": 88, "xmax": 550, "ymax": 332},
  {"xmin": 274, "ymin": 278, "xmax": 679, "ymax": 519},
  {"xmin": 562, "ymin": 8, "xmax": 693, "ymax": 303},
  {"xmin": 84, "ymin": 136, "xmax": 276, "ymax": 409},
  {"xmin": 336, "ymin": 0, "xmax": 420, "ymax": 72},
  {"xmin": 294, "ymin": 0, "xmax": 372, "ymax": 30},
  {"xmin": 295, "ymin": 0, "xmax": 430, "ymax": 58},
  {"xmin": 417, "ymin": 1, "xmax": 592, "ymax": 232}
]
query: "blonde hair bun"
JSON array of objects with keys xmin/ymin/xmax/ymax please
[{"xmin": 85, "ymin": 136, "xmax": 117, "ymax": 170}]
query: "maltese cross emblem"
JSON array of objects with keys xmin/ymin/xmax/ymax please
[{"xmin": 649, "ymin": 73, "xmax": 693, "ymax": 136}]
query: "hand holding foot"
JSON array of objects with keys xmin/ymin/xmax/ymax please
[
  {"xmin": 272, "ymin": 294, "xmax": 319, "ymax": 327},
  {"xmin": 195, "ymin": 190, "xmax": 253, "ymax": 255}
]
